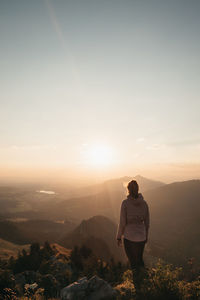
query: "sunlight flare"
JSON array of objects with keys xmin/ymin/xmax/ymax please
[{"xmin": 83, "ymin": 144, "xmax": 114, "ymax": 167}]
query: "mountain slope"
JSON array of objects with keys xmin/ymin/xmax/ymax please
[
  {"xmin": 144, "ymin": 180, "xmax": 200, "ymax": 265},
  {"xmin": 0, "ymin": 219, "xmax": 76, "ymax": 245},
  {"xmin": 60, "ymin": 215, "xmax": 125, "ymax": 262},
  {"xmin": 0, "ymin": 238, "xmax": 30, "ymax": 259},
  {"xmin": 0, "ymin": 220, "xmax": 31, "ymax": 245}
]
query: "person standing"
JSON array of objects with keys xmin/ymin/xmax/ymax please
[{"xmin": 116, "ymin": 180, "xmax": 150, "ymax": 287}]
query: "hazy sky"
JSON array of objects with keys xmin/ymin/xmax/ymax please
[{"xmin": 0, "ymin": 0, "xmax": 200, "ymax": 183}]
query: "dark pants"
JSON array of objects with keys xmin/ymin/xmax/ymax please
[
  {"xmin": 123, "ymin": 238, "xmax": 146, "ymax": 287},
  {"xmin": 124, "ymin": 238, "xmax": 145, "ymax": 269}
]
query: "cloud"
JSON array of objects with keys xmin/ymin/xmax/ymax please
[
  {"xmin": 166, "ymin": 162, "xmax": 200, "ymax": 170},
  {"xmin": 146, "ymin": 143, "xmax": 166, "ymax": 151},
  {"xmin": 136, "ymin": 137, "xmax": 145, "ymax": 143},
  {"xmin": 167, "ymin": 138, "xmax": 200, "ymax": 147},
  {"xmin": 8, "ymin": 145, "xmax": 57, "ymax": 151}
]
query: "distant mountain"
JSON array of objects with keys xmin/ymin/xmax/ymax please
[
  {"xmin": 0, "ymin": 175, "xmax": 165, "ymax": 223},
  {"xmin": 72, "ymin": 175, "xmax": 165, "ymax": 197},
  {"xmin": 133, "ymin": 175, "xmax": 165, "ymax": 192},
  {"xmin": 41, "ymin": 175, "xmax": 165, "ymax": 223},
  {"xmin": 144, "ymin": 180, "xmax": 200, "ymax": 265},
  {"xmin": 60, "ymin": 215, "xmax": 125, "ymax": 263}
]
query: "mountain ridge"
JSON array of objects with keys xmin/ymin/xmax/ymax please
[{"xmin": 60, "ymin": 215, "xmax": 125, "ymax": 262}]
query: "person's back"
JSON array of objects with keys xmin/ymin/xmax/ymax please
[
  {"xmin": 119, "ymin": 193, "xmax": 149, "ymax": 242},
  {"xmin": 116, "ymin": 180, "xmax": 150, "ymax": 289}
]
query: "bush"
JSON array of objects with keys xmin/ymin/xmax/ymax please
[
  {"xmin": 178, "ymin": 277, "xmax": 200, "ymax": 300},
  {"xmin": 140, "ymin": 260, "xmax": 182, "ymax": 300},
  {"xmin": 115, "ymin": 260, "xmax": 200, "ymax": 300},
  {"xmin": 115, "ymin": 277, "xmax": 136, "ymax": 299}
]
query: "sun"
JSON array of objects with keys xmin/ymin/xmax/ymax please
[{"xmin": 84, "ymin": 144, "xmax": 113, "ymax": 167}]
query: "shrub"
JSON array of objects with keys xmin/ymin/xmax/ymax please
[
  {"xmin": 114, "ymin": 260, "xmax": 200, "ymax": 300},
  {"xmin": 178, "ymin": 276, "xmax": 200, "ymax": 300},
  {"xmin": 115, "ymin": 279, "xmax": 136, "ymax": 300}
]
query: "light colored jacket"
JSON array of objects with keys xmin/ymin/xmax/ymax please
[{"xmin": 116, "ymin": 193, "xmax": 150, "ymax": 242}]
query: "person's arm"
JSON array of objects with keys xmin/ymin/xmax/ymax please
[
  {"xmin": 144, "ymin": 202, "xmax": 150, "ymax": 243},
  {"xmin": 116, "ymin": 201, "xmax": 126, "ymax": 245}
]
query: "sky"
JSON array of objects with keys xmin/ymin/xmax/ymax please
[{"xmin": 0, "ymin": 0, "xmax": 200, "ymax": 184}]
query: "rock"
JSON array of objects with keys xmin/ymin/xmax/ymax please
[
  {"xmin": 60, "ymin": 275, "xmax": 117, "ymax": 300},
  {"xmin": 61, "ymin": 277, "xmax": 88, "ymax": 300},
  {"xmin": 87, "ymin": 275, "xmax": 117, "ymax": 300}
]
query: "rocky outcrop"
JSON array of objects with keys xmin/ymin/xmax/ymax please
[{"xmin": 60, "ymin": 275, "xmax": 117, "ymax": 300}]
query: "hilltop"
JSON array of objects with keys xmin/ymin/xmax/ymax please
[
  {"xmin": 0, "ymin": 238, "xmax": 30, "ymax": 260},
  {"xmin": 60, "ymin": 215, "xmax": 124, "ymax": 262}
]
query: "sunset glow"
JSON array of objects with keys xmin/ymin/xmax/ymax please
[
  {"xmin": 0, "ymin": 1, "xmax": 200, "ymax": 183},
  {"xmin": 84, "ymin": 144, "xmax": 113, "ymax": 167}
]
